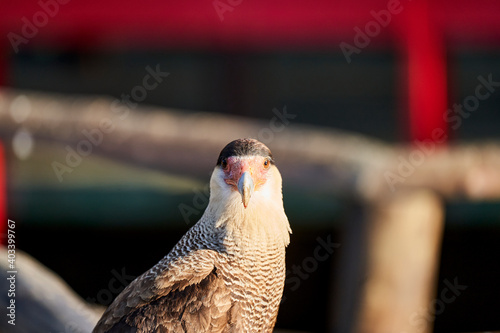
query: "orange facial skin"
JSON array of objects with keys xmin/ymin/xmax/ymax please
[{"xmin": 222, "ymin": 156, "xmax": 271, "ymax": 192}]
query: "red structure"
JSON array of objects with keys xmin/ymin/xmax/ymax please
[
  {"xmin": 397, "ymin": 0, "xmax": 448, "ymax": 142},
  {"xmin": 1, "ymin": 0, "xmax": 500, "ymax": 141}
]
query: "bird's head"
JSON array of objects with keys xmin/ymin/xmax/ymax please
[
  {"xmin": 211, "ymin": 138, "xmax": 278, "ymax": 209},
  {"xmin": 207, "ymin": 138, "xmax": 291, "ymax": 245}
]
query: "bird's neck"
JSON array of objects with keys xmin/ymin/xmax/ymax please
[
  {"xmin": 214, "ymin": 197, "xmax": 290, "ymax": 249},
  {"xmin": 204, "ymin": 169, "xmax": 291, "ymax": 250}
]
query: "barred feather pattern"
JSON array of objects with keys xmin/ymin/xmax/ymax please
[{"xmin": 93, "ymin": 164, "xmax": 291, "ymax": 333}]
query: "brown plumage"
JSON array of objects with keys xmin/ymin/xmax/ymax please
[{"xmin": 93, "ymin": 138, "xmax": 292, "ymax": 333}]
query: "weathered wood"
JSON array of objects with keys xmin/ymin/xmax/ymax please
[
  {"xmin": 353, "ymin": 190, "xmax": 444, "ymax": 333},
  {"xmin": 1, "ymin": 89, "xmax": 500, "ymax": 201}
]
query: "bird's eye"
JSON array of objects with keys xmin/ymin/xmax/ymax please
[
  {"xmin": 263, "ymin": 159, "xmax": 270, "ymax": 169},
  {"xmin": 221, "ymin": 158, "xmax": 228, "ymax": 169}
]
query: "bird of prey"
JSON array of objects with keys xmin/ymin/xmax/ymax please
[{"xmin": 93, "ymin": 138, "xmax": 292, "ymax": 333}]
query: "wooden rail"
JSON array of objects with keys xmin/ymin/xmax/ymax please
[{"xmin": 1, "ymin": 89, "xmax": 500, "ymax": 201}]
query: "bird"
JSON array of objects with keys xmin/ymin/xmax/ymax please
[{"xmin": 93, "ymin": 138, "xmax": 292, "ymax": 333}]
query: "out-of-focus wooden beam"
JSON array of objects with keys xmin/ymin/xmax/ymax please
[
  {"xmin": 353, "ymin": 190, "xmax": 444, "ymax": 333},
  {"xmin": 0, "ymin": 89, "xmax": 500, "ymax": 201},
  {"xmin": 0, "ymin": 89, "xmax": 395, "ymax": 197}
]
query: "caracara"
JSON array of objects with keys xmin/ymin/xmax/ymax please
[{"xmin": 93, "ymin": 138, "xmax": 292, "ymax": 333}]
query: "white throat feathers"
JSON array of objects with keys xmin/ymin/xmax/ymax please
[{"xmin": 204, "ymin": 162, "xmax": 291, "ymax": 249}]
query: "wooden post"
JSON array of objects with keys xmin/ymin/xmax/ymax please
[{"xmin": 353, "ymin": 190, "xmax": 444, "ymax": 333}]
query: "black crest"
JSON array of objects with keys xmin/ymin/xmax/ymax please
[{"xmin": 216, "ymin": 138, "xmax": 274, "ymax": 166}]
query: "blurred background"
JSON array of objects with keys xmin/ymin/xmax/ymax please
[{"xmin": 1, "ymin": 0, "xmax": 500, "ymax": 332}]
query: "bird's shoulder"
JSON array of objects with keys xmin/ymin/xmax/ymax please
[
  {"xmin": 111, "ymin": 268, "xmax": 232, "ymax": 333},
  {"xmin": 93, "ymin": 247, "xmax": 226, "ymax": 333}
]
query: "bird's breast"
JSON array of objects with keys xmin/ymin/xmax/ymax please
[{"xmin": 213, "ymin": 238, "xmax": 287, "ymax": 332}]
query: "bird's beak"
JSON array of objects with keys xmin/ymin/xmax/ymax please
[{"xmin": 237, "ymin": 171, "xmax": 254, "ymax": 208}]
